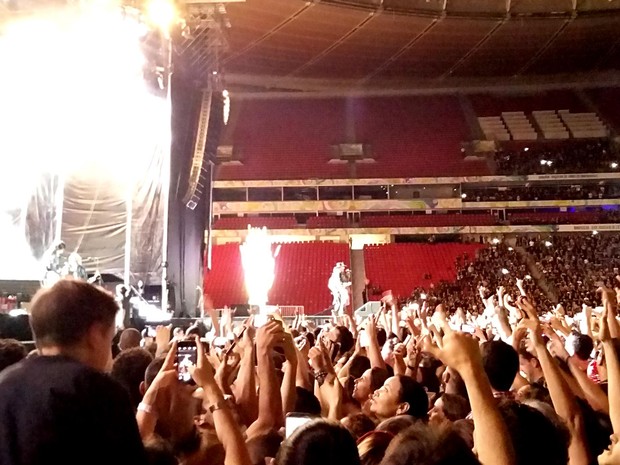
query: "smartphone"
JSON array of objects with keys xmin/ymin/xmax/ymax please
[
  {"xmin": 176, "ymin": 341, "xmax": 198, "ymax": 384},
  {"xmin": 285, "ymin": 413, "xmax": 314, "ymax": 438},
  {"xmin": 146, "ymin": 325, "xmax": 157, "ymax": 338},
  {"xmin": 359, "ymin": 330, "xmax": 370, "ymax": 348},
  {"xmin": 461, "ymin": 324, "xmax": 475, "ymax": 334}
]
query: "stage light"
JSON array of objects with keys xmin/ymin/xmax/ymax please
[{"xmin": 145, "ymin": 0, "xmax": 176, "ymax": 33}]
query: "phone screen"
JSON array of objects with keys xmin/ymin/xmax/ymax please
[
  {"xmin": 359, "ymin": 330, "xmax": 370, "ymax": 348},
  {"xmin": 176, "ymin": 341, "xmax": 198, "ymax": 384},
  {"xmin": 285, "ymin": 413, "xmax": 314, "ymax": 438}
]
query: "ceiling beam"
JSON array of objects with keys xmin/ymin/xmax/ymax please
[
  {"xmin": 516, "ymin": 17, "xmax": 572, "ymax": 76},
  {"xmin": 440, "ymin": 19, "xmax": 505, "ymax": 79},
  {"xmin": 360, "ymin": 17, "xmax": 440, "ymax": 83}
]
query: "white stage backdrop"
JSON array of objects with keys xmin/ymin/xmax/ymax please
[{"xmin": 0, "ymin": 3, "xmax": 168, "ymax": 283}]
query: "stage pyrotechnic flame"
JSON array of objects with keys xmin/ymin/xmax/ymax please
[{"xmin": 240, "ymin": 227, "xmax": 277, "ymax": 310}]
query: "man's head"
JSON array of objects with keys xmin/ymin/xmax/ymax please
[
  {"xmin": 119, "ymin": 328, "xmax": 142, "ymax": 351},
  {"xmin": 29, "ymin": 279, "xmax": 118, "ymax": 372},
  {"xmin": 353, "ymin": 367, "xmax": 389, "ymax": 404},
  {"xmin": 111, "ymin": 347, "xmax": 154, "ymax": 410},
  {"xmin": 0, "ymin": 338, "xmax": 27, "ymax": 373},
  {"xmin": 570, "ymin": 333, "xmax": 594, "ymax": 362},
  {"xmin": 481, "ymin": 340, "xmax": 519, "ymax": 392},
  {"xmin": 370, "ymin": 375, "xmax": 428, "ymax": 422},
  {"xmin": 518, "ymin": 348, "xmax": 543, "ymax": 384}
]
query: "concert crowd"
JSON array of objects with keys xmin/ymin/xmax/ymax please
[
  {"xmin": 2, "ymin": 234, "xmax": 620, "ymax": 465},
  {"xmin": 494, "ymin": 140, "xmax": 617, "ymax": 175}
]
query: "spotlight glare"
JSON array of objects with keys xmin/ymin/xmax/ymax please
[{"xmin": 145, "ymin": 0, "xmax": 176, "ymax": 33}]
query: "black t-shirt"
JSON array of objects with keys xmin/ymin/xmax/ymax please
[{"xmin": 0, "ymin": 355, "xmax": 147, "ymax": 465}]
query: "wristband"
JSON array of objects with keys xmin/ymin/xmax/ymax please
[
  {"xmin": 208, "ymin": 399, "xmax": 229, "ymax": 413},
  {"xmin": 137, "ymin": 402, "xmax": 156, "ymax": 416}
]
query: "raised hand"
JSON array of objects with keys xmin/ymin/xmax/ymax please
[
  {"xmin": 516, "ymin": 296, "xmax": 538, "ymax": 321},
  {"xmin": 256, "ymin": 319, "xmax": 285, "ymax": 353},
  {"xmin": 191, "ymin": 338, "xmax": 216, "ymax": 388}
]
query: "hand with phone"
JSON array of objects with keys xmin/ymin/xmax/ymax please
[{"xmin": 176, "ymin": 341, "xmax": 199, "ymax": 384}]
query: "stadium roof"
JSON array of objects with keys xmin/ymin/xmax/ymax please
[{"xmin": 220, "ymin": 0, "xmax": 620, "ymax": 92}]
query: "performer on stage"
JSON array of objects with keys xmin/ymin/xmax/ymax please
[
  {"xmin": 41, "ymin": 241, "xmax": 67, "ymax": 287},
  {"xmin": 66, "ymin": 252, "xmax": 88, "ymax": 281},
  {"xmin": 328, "ymin": 262, "xmax": 352, "ymax": 316}
]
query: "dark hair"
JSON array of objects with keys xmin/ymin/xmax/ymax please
[
  {"xmin": 572, "ymin": 333, "xmax": 594, "ymax": 361},
  {"xmin": 498, "ymin": 400, "xmax": 569, "ymax": 465},
  {"xmin": 381, "ymin": 423, "xmax": 480, "ymax": 465},
  {"xmin": 357, "ymin": 431, "xmax": 394, "ymax": 465},
  {"xmin": 481, "ymin": 341, "xmax": 519, "ymax": 392},
  {"xmin": 436, "ymin": 394, "xmax": 470, "ymax": 422},
  {"xmin": 30, "ymin": 280, "xmax": 118, "ymax": 347},
  {"xmin": 144, "ymin": 438, "xmax": 178, "ymax": 465},
  {"xmin": 376, "ymin": 416, "xmax": 417, "ymax": 436},
  {"xmin": 342, "ymin": 413, "xmax": 376, "ymax": 440},
  {"xmin": 0, "ymin": 338, "xmax": 27, "ymax": 372},
  {"xmin": 370, "ymin": 367, "xmax": 390, "ymax": 393},
  {"xmin": 111, "ymin": 347, "xmax": 154, "ymax": 410},
  {"xmin": 397, "ymin": 376, "xmax": 429, "ymax": 421},
  {"xmin": 294, "ymin": 387, "xmax": 322, "ymax": 416},
  {"xmin": 276, "ymin": 420, "xmax": 360, "ymax": 465},
  {"xmin": 145, "ymin": 356, "xmax": 166, "ymax": 388},
  {"xmin": 247, "ymin": 431, "xmax": 283, "ymax": 465},
  {"xmin": 376, "ymin": 328, "xmax": 387, "ymax": 347},
  {"xmin": 350, "ymin": 355, "xmax": 371, "ymax": 380},
  {"xmin": 336, "ymin": 326, "xmax": 355, "ymax": 355}
]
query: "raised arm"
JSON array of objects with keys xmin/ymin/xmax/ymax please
[
  {"xmin": 232, "ymin": 327, "xmax": 258, "ymax": 426},
  {"xmin": 366, "ymin": 314, "xmax": 387, "ymax": 370},
  {"xmin": 246, "ymin": 320, "xmax": 285, "ymax": 438},
  {"xmin": 601, "ymin": 307, "xmax": 620, "ymax": 433},
  {"xmin": 428, "ymin": 329, "xmax": 515, "ymax": 465},
  {"xmin": 280, "ymin": 332, "xmax": 298, "ymax": 416},
  {"xmin": 192, "ymin": 338, "xmax": 252, "ymax": 465},
  {"xmin": 524, "ymin": 317, "xmax": 589, "ymax": 465}
]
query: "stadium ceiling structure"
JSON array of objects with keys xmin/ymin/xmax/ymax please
[{"xmin": 217, "ymin": 0, "xmax": 620, "ymax": 92}]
